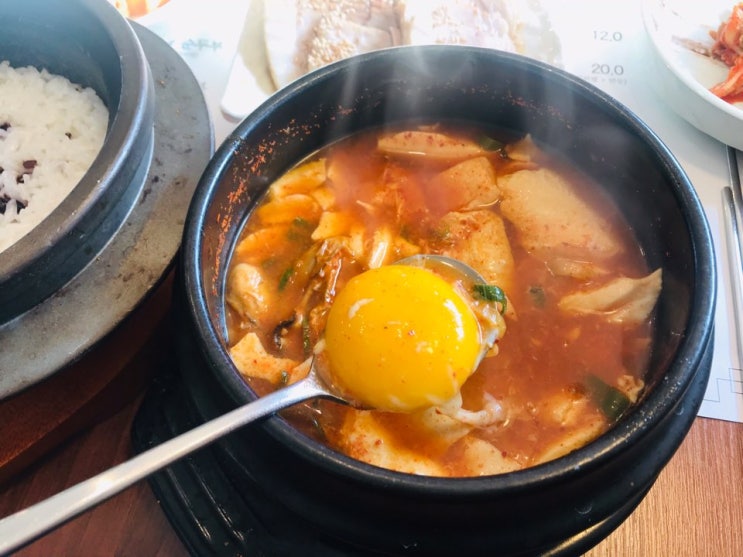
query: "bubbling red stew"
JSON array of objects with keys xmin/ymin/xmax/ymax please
[{"xmin": 224, "ymin": 124, "xmax": 661, "ymax": 477}]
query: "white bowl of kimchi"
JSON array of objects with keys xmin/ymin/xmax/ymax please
[{"xmin": 643, "ymin": 0, "xmax": 743, "ymax": 149}]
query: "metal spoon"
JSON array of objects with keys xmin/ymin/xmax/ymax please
[{"xmin": 0, "ymin": 254, "xmax": 500, "ymax": 554}]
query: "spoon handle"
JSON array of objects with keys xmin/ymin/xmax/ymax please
[{"xmin": 0, "ymin": 375, "xmax": 329, "ymax": 555}]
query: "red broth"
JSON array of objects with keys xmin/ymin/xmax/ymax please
[{"xmin": 224, "ymin": 124, "xmax": 659, "ymax": 477}]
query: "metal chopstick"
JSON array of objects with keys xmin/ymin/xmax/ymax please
[
  {"xmin": 723, "ymin": 147, "xmax": 743, "ymax": 369},
  {"xmin": 727, "ymin": 147, "xmax": 743, "ymax": 241}
]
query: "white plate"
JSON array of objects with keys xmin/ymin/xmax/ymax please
[
  {"xmin": 642, "ymin": 0, "xmax": 743, "ymax": 150},
  {"xmin": 220, "ymin": 0, "xmax": 562, "ymax": 121}
]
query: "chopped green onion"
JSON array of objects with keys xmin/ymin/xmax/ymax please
[
  {"xmin": 261, "ymin": 256, "xmax": 278, "ymax": 270},
  {"xmin": 302, "ymin": 318, "xmax": 312, "ymax": 355},
  {"xmin": 278, "ymin": 267, "xmax": 294, "ymax": 291},
  {"xmin": 584, "ymin": 374, "xmax": 631, "ymax": 422},
  {"xmin": 529, "ymin": 285, "xmax": 546, "ymax": 308},
  {"xmin": 478, "ymin": 135, "xmax": 505, "ymax": 152},
  {"xmin": 432, "ymin": 224, "xmax": 451, "ymax": 242},
  {"xmin": 286, "ymin": 217, "xmax": 314, "ymax": 241},
  {"xmin": 473, "ymin": 284, "xmax": 507, "ymax": 314},
  {"xmin": 279, "ymin": 370, "xmax": 290, "ymax": 385}
]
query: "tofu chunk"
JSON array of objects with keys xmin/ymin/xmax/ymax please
[
  {"xmin": 256, "ymin": 193, "xmax": 322, "ymax": 225},
  {"xmin": 338, "ymin": 411, "xmax": 447, "ymax": 476},
  {"xmin": 269, "ymin": 158, "xmax": 327, "ymax": 198},
  {"xmin": 428, "ymin": 156, "xmax": 500, "ymax": 213},
  {"xmin": 378, "ymin": 130, "xmax": 485, "ymax": 161},
  {"xmin": 225, "ymin": 263, "xmax": 270, "ymax": 323},
  {"xmin": 437, "ymin": 210, "xmax": 516, "ymax": 296},
  {"xmin": 498, "ymin": 168, "xmax": 622, "ymax": 259},
  {"xmin": 533, "ymin": 418, "xmax": 605, "ymax": 465},
  {"xmin": 458, "ymin": 436, "xmax": 521, "ymax": 476},
  {"xmin": 558, "ymin": 269, "xmax": 663, "ymax": 325},
  {"xmin": 229, "ymin": 332, "xmax": 302, "ymax": 385}
]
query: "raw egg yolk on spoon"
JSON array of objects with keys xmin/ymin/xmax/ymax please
[{"xmin": 318, "ymin": 263, "xmax": 498, "ymax": 413}]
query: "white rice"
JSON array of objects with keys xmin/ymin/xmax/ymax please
[{"xmin": 0, "ymin": 60, "xmax": 109, "ymax": 254}]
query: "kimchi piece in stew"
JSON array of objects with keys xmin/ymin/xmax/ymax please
[{"xmin": 224, "ymin": 124, "xmax": 662, "ymax": 477}]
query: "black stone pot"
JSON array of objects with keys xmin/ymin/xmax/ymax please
[
  {"xmin": 177, "ymin": 46, "xmax": 716, "ymax": 556},
  {"xmin": 0, "ymin": 0, "xmax": 154, "ymax": 323}
]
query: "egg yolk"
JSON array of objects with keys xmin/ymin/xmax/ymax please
[{"xmin": 321, "ymin": 264, "xmax": 482, "ymax": 412}]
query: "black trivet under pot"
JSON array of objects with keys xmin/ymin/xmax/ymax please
[{"xmin": 131, "ymin": 363, "xmax": 381, "ymax": 557}]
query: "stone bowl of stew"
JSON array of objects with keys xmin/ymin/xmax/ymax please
[
  {"xmin": 176, "ymin": 46, "xmax": 715, "ymax": 555},
  {"xmin": 0, "ymin": 0, "xmax": 154, "ymax": 323}
]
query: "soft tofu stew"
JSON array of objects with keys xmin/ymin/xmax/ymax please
[{"xmin": 223, "ymin": 124, "xmax": 661, "ymax": 477}]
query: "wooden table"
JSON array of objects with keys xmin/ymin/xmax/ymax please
[{"xmin": 1, "ymin": 289, "xmax": 742, "ymax": 556}]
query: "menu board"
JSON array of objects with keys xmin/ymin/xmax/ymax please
[{"xmin": 141, "ymin": 0, "xmax": 743, "ymax": 423}]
